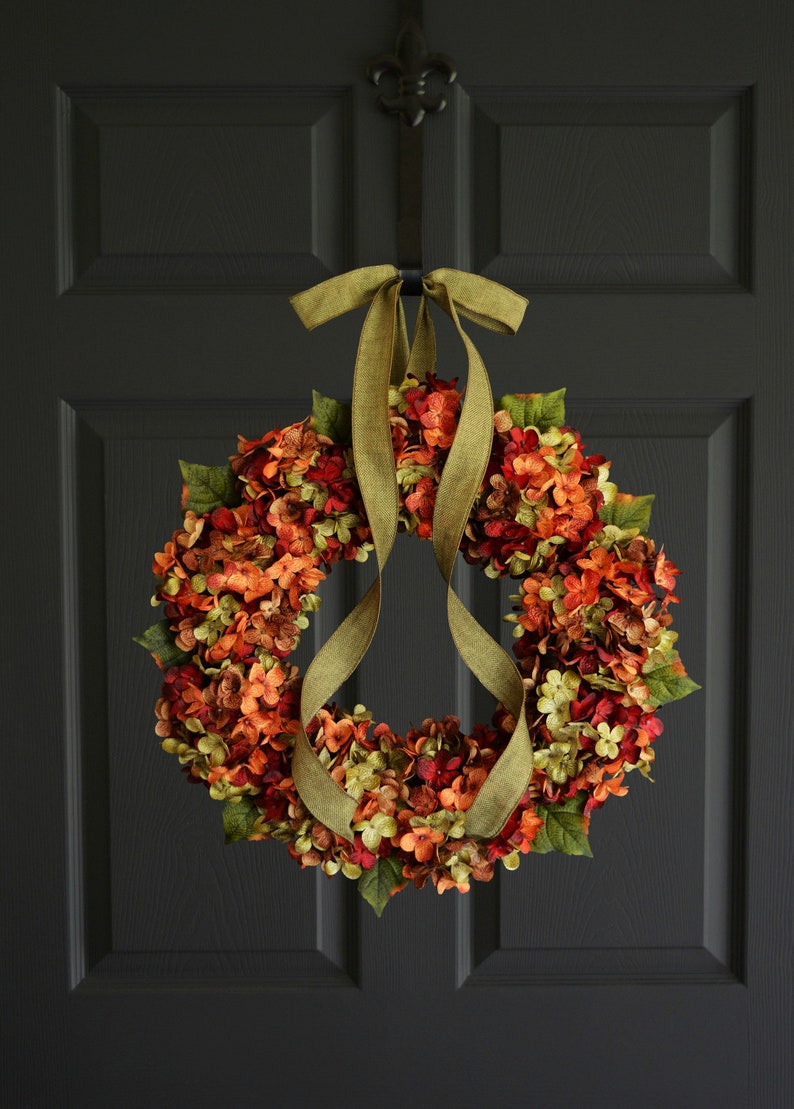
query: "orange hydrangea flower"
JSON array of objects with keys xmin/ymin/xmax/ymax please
[{"xmin": 400, "ymin": 826, "xmax": 445, "ymax": 863}]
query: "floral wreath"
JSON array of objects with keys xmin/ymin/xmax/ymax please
[{"xmin": 137, "ymin": 267, "xmax": 698, "ymax": 914}]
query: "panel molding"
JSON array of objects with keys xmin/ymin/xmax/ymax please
[
  {"xmin": 60, "ymin": 399, "xmax": 359, "ymax": 990},
  {"xmin": 61, "ymin": 397, "xmax": 749, "ymax": 990},
  {"xmin": 55, "ymin": 86, "xmax": 353, "ymax": 294},
  {"xmin": 456, "ymin": 399, "xmax": 749, "ymax": 987},
  {"xmin": 456, "ymin": 875, "xmax": 740, "ymax": 987},
  {"xmin": 72, "ymin": 863, "xmax": 359, "ymax": 993},
  {"xmin": 464, "ymin": 86, "xmax": 752, "ymax": 292}
]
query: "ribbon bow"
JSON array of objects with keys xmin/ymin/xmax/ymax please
[{"xmin": 289, "ymin": 265, "xmax": 533, "ymax": 842}]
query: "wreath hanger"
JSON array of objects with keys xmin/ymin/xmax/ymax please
[{"xmin": 367, "ymin": 0, "xmax": 457, "ymax": 292}]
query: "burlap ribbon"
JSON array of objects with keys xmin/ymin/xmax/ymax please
[{"xmin": 289, "ymin": 265, "xmax": 533, "ymax": 843}]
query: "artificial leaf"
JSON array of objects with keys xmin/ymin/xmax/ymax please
[
  {"xmin": 179, "ymin": 460, "xmax": 238, "ymax": 516},
  {"xmin": 358, "ymin": 855, "xmax": 405, "ymax": 916},
  {"xmin": 498, "ymin": 388, "xmax": 566, "ymax": 432},
  {"xmin": 312, "ymin": 389, "xmax": 352, "ymax": 443},
  {"xmin": 532, "ymin": 794, "xmax": 592, "ymax": 857},
  {"xmin": 133, "ymin": 619, "xmax": 190, "ymax": 668},
  {"xmin": 222, "ymin": 796, "xmax": 259, "ymax": 843},
  {"xmin": 598, "ymin": 492, "xmax": 655, "ymax": 534},
  {"xmin": 531, "ymin": 388, "xmax": 567, "ymax": 430},
  {"xmin": 643, "ymin": 662, "xmax": 701, "ymax": 707}
]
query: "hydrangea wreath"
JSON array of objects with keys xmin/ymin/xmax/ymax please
[{"xmin": 137, "ymin": 378, "xmax": 698, "ymax": 914}]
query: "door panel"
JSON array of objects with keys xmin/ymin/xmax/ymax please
[
  {"xmin": 465, "ymin": 402, "xmax": 744, "ymax": 985},
  {"xmin": 57, "ymin": 87, "xmax": 356, "ymax": 293},
  {"xmin": 468, "ymin": 88, "xmax": 750, "ymax": 290},
  {"xmin": 63, "ymin": 402, "xmax": 357, "ymax": 989},
  {"xmin": 5, "ymin": 1, "xmax": 792, "ymax": 1106}
]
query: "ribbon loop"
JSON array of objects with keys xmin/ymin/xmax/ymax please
[
  {"xmin": 290, "ymin": 264, "xmax": 399, "ymax": 330},
  {"xmin": 289, "ymin": 265, "xmax": 534, "ymax": 844},
  {"xmin": 423, "ymin": 268, "xmax": 528, "ymax": 336}
]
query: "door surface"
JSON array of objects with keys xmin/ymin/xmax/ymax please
[{"xmin": 4, "ymin": 2, "xmax": 792, "ymax": 1106}]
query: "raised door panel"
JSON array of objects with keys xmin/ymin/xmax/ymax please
[
  {"xmin": 460, "ymin": 402, "xmax": 746, "ymax": 986},
  {"xmin": 57, "ymin": 87, "xmax": 354, "ymax": 292},
  {"xmin": 61, "ymin": 401, "xmax": 359, "ymax": 988},
  {"xmin": 468, "ymin": 88, "xmax": 751, "ymax": 291}
]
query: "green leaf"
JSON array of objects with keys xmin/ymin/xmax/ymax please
[
  {"xmin": 643, "ymin": 663, "xmax": 701, "ymax": 707},
  {"xmin": 358, "ymin": 855, "xmax": 405, "ymax": 916},
  {"xmin": 532, "ymin": 794, "xmax": 592, "ymax": 857},
  {"xmin": 133, "ymin": 619, "xmax": 190, "ymax": 668},
  {"xmin": 222, "ymin": 796, "xmax": 259, "ymax": 843},
  {"xmin": 312, "ymin": 389, "xmax": 352, "ymax": 443},
  {"xmin": 598, "ymin": 492, "xmax": 655, "ymax": 534},
  {"xmin": 178, "ymin": 460, "xmax": 238, "ymax": 516},
  {"xmin": 498, "ymin": 388, "xmax": 567, "ymax": 432}
]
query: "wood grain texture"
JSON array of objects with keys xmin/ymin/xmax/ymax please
[
  {"xmin": 470, "ymin": 88, "xmax": 751, "ymax": 290},
  {"xmin": 57, "ymin": 87, "xmax": 353, "ymax": 293},
  {"xmin": 64, "ymin": 402, "xmax": 358, "ymax": 986},
  {"xmin": 461, "ymin": 402, "xmax": 746, "ymax": 984}
]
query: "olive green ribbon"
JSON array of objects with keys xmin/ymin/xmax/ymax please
[{"xmin": 289, "ymin": 265, "xmax": 533, "ymax": 843}]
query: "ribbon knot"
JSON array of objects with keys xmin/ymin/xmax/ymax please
[{"xmin": 289, "ymin": 265, "xmax": 534, "ymax": 842}]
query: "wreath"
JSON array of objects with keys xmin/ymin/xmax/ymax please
[{"xmin": 137, "ymin": 267, "xmax": 698, "ymax": 915}]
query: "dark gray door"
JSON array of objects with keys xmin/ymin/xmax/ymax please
[{"xmin": 4, "ymin": 1, "xmax": 792, "ymax": 1105}]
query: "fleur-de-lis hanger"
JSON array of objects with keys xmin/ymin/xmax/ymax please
[{"xmin": 367, "ymin": 16, "xmax": 457, "ymax": 127}]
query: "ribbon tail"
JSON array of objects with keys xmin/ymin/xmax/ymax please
[
  {"xmin": 291, "ymin": 277, "xmax": 403, "ymax": 842},
  {"xmin": 293, "ymin": 576, "xmax": 383, "ymax": 841},
  {"xmin": 426, "ymin": 274, "xmax": 534, "ymax": 838}
]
